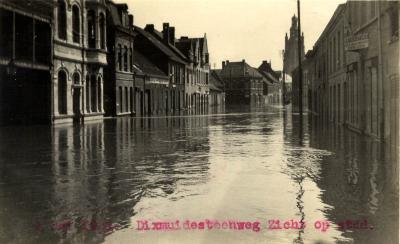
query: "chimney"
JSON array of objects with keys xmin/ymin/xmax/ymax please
[
  {"xmin": 242, "ymin": 59, "xmax": 245, "ymax": 64},
  {"xmin": 226, "ymin": 60, "xmax": 229, "ymax": 64},
  {"xmin": 128, "ymin": 15, "xmax": 134, "ymax": 27},
  {"xmin": 145, "ymin": 24, "xmax": 154, "ymax": 32},
  {"xmin": 169, "ymin": 27, "xmax": 175, "ymax": 45},
  {"xmin": 222, "ymin": 61, "xmax": 226, "ymax": 69},
  {"xmin": 162, "ymin": 23, "xmax": 170, "ymax": 43}
]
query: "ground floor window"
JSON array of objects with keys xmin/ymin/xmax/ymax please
[{"xmin": 58, "ymin": 71, "xmax": 67, "ymax": 114}]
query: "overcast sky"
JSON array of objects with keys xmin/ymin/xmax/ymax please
[{"xmin": 116, "ymin": 0, "xmax": 345, "ymax": 71}]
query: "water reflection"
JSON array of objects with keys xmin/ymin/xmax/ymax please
[
  {"xmin": 0, "ymin": 106, "xmax": 398, "ymax": 244},
  {"xmin": 308, "ymin": 116, "xmax": 399, "ymax": 244}
]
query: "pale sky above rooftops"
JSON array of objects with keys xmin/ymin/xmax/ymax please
[{"xmin": 116, "ymin": 0, "xmax": 345, "ymax": 71}]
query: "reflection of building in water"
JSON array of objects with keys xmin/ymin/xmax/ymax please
[
  {"xmin": 51, "ymin": 123, "xmax": 108, "ymax": 243},
  {"xmin": 308, "ymin": 120, "xmax": 399, "ymax": 244}
]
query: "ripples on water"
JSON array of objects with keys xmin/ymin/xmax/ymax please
[{"xmin": 0, "ymin": 106, "xmax": 398, "ymax": 244}]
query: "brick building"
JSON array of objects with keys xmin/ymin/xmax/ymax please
[
  {"xmin": 209, "ymin": 70, "xmax": 225, "ymax": 107},
  {"xmin": 257, "ymin": 60, "xmax": 281, "ymax": 104},
  {"xmin": 104, "ymin": 2, "xmax": 136, "ymax": 116},
  {"xmin": 220, "ymin": 60, "xmax": 264, "ymax": 105},
  {"xmin": 304, "ymin": 1, "xmax": 399, "ymax": 164},
  {"xmin": 175, "ymin": 35, "xmax": 210, "ymax": 112}
]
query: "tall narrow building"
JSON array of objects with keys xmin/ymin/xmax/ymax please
[{"xmin": 284, "ymin": 15, "xmax": 305, "ymax": 75}]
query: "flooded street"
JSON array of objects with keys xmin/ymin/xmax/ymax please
[{"xmin": 0, "ymin": 106, "xmax": 398, "ymax": 244}]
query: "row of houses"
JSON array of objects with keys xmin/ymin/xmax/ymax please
[
  {"xmin": 210, "ymin": 60, "xmax": 282, "ymax": 106},
  {"xmin": 0, "ymin": 0, "xmax": 221, "ymax": 125},
  {"xmin": 292, "ymin": 1, "xmax": 399, "ymax": 161}
]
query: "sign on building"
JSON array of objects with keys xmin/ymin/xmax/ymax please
[{"xmin": 345, "ymin": 33, "xmax": 369, "ymax": 51}]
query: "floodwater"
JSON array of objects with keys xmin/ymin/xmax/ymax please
[{"xmin": 0, "ymin": 106, "xmax": 398, "ymax": 244}]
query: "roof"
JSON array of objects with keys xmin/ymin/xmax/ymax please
[
  {"xmin": 132, "ymin": 50, "xmax": 168, "ymax": 78},
  {"xmin": 257, "ymin": 61, "xmax": 280, "ymax": 84},
  {"xmin": 134, "ymin": 26, "xmax": 187, "ymax": 64},
  {"xmin": 151, "ymin": 29, "xmax": 188, "ymax": 61},
  {"xmin": 258, "ymin": 70, "xmax": 279, "ymax": 84},
  {"xmin": 221, "ymin": 61, "xmax": 264, "ymax": 79},
  {"xmin": 175, "ymin": 37, "xmax": 208, "ymax": 64},
  {"xmin": 314, "ymin": 4, "xmax": 346, "ymax": 48},
  {"xmin": 209, "ymin": 70, "xmax": 224, "ymax": 91}
]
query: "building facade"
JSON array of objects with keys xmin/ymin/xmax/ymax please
[
  {"xmin": 304, "ymin": 1, "xmax": 399, "ymax": 163},
  {"xmin": 104, "ymin": 2, "xmax": 135, "ymax": 117},
  {"xmin": 0, "ymin": 0, "xmax": 53, "ymax": 125},
  {"xmin": 345, "ymin": 1, "xmax": 398, "ymax": 162},
  {"xmin": 258, "ymin": 60, "xmax": 281, "ymax": 105},
  {"xmin": 53, "ymin": 0, "xmax": 108, "ymax": 124},
  {"xmin": 176, "ymin": 35, "xmax": 210, "ymax": 112},
  {"xmin": 220, "ymin": 60, "xmax": 264, "ymax": 105},
  {"xmin": 209, "ymin": 70, "xmax": 225, "ymax": 107}
]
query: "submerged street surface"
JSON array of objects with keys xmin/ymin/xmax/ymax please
[{"xmin": 0, "ymin": 106, "xmax": 398, "ymax": 244}]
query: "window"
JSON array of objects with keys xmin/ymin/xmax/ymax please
[
  {"xmin": 0, "ymin": 9, "xmax": 13, "ymax": 58},
  {"xmin": 57, "ymin": 0, "xmax": 67, "ymax": 40},
  {"xmin": 338, "ymin": 31, "xmax": 341, "ymax": 68},
  {"xmin": 370, "ymin": 1, "xmax": 376, "ymax": 19},
  {"xmin": 73, "ymin": 73, "xmax": 80, "ymax": 84},
  {"xmin": 98, "ymin": 77, "xmax": 102, "ymax": 111},
  {"xmin": 130, "ymin": 48, "xmax": 133, "ymax": 72},
  {"xmin": 124, "ymin": 46, "xmax": 128, "ymax": 71},
  {"xmin": 72, "ymin": 5, "xmax": 80, "ymax": 43},
  {"xmin": 390, "ymin": 3, "xmax": 399, "ymax": 40},
  {"xmin": 99, "ymin": 13, "xmax": 105, "ymax": 49},
  {"xmin": 118, "ymin": 44, "xmax": 122, "ymax": 71},
  {"xmin": 119, "ymin": 87, "xmax": 123, "ymax": 113},
  {"xmin": 58, "ymin": 71, "xmax": 67, "ymax": 114},
  {"xmin": 86, "ymin": 74, "xmax": 90, "ymax": 112},
  {"xmin": 87, "ymin": 10, "xmax": 96, "ymax": 48},
  {"xmin": 91, "ymin": 75, "xmax": 97, "ymax": 112},
  {"xmin": 360, "ymin": 1, "xmax": 367, "ymax": 25}
]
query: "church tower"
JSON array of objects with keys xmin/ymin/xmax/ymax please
[{"xmin": 284, "ymin": 15, "xmax": 305, "ymax": 75}]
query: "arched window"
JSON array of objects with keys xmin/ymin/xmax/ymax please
[
  {"xmin": 57, "ymin": 0, "xmax": 67, "ymax": 40},
  {"xmin": 58, "ymin": 71, "xmax": 67, "ymax": 114},
  {"xmin": 91, "ymin": 75, "xmax": 97, "ymax": 112},
  {"xmin": 73, "ymin": 72, "xmax": 80, "ymax": 84},
  {"xmin": 97, "ymin": 77, "xmax": 102, "ymax": 111},
  {"xmin": 99, "ymin": 13, "xmax": 105, "ymax": 49},
  {"xmin": 123, "ymin": 46, "xmax": 128, "ymax": 71},
  {"xmin": 87, "ymin": 10, "xmax": 96, "ymax": 48},
  {"xmin": 72, "ymin": 5, "xmax": 80, "ymax": 43},
  {"xmin": 86, "ymin": 74, "xmax": 90, "ymax": 112}
]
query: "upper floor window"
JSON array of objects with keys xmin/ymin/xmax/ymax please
[
  {"xmin": 57, "ymin": 0, "xmax": 67, "ymax": 40},
  {"xmin": 123, "ymin": 46, "xmax": 128, "ymax": 71},
  {"xmin": 99, "ymin": 13, "xmax": 105, "ymax": 49},
  {"xmin": 130, "ymin": 48, "xmax": 133, "ymax": 72},
  {"xmin": 389, "ymin": 3, "xmax": 399, "ymax": 40},
  {"xmin": 369, "ymin": 1, "xmax": 376, "ymax": 19},
  {"xmin": 118, "ymin": 44, "xmax": 122, "ymax": 71},
  {"xmin": 87, "ymin": 10, "xmax": 96, "ymax": 48},
  {"xmin": 72, "ymin": 5, "xmax": 80, "ymax": 43}
]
